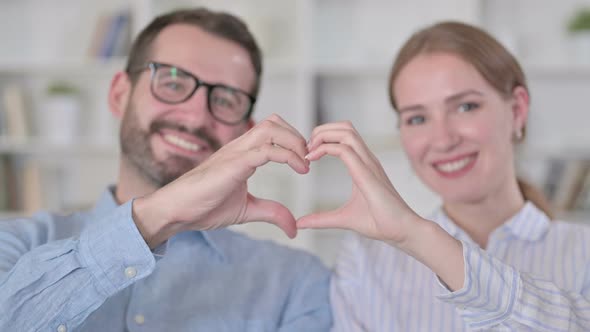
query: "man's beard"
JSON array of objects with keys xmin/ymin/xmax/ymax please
[{"xmin": 119, "ymin": 103, "xmax": 222, "ymax": 187}]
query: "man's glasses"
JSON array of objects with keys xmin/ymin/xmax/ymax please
[{"xmin": 130, "ymin": 62, "xmax": 256, "ymax": 126}]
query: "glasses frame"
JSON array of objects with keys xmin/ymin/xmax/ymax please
[{"xmin": 129, "ymin": 61, "xmax": 256, "ymax": 126}]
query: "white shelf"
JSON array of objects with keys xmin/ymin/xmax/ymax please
[
  {"xmin": 525, "ymin": 64, "xmax": 590, "ymax": 79},
  {"xmin": 518, "ymin": 145, "xmax": 590, "ymax": 161},
  {"xmin": 313, "ymin": 61, "xmax": 390, "ymax": 77},
  {"xmin": 557, "ymin": 210, "xmax": 590, "ymax": 223},
  {"xmin": 0, "ymin": 58, "xmax": 127, "ymax": 75},
  {"xmin": 0, "ymin": 137, "xmax": 118, "ymax": 156},
  {"xmin": 0, "ymin": 211, "xmax": 26, "ymax": 220},
  {"xmin": 311, "ymin": 62, "xmax": 590, "ymax": 79}
]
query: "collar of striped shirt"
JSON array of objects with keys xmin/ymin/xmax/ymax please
[{"xmin": 433, "ymin": 201, "xmax": 550, "ymax": 243}]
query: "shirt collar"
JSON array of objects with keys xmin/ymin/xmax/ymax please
[
  {"xmin": 432, "ymin": 201, "xmax": 551, "ymax": 242},
  {"xmin": 200, "ymin": 229, "xmax": 229, "ymax": 262},
  {"xmin": 91, "ymin": 186, "xmax": 120, "ymax": 217},
  {"xmin": 500, "ymin": 201, "xmax": 550, "ymax": 241}
]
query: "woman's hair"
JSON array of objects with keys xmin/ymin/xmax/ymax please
[{"xmin": 388, "ymin": 21, "xmax": 553, "ymax": 218}]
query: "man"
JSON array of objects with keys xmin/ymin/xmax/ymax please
[{"xmin": 0, "ymin": 8, "xmax": 331, "ymax": 331}]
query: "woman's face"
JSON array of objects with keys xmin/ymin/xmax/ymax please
[{"xmin": 393, "ymin": 52, "xmax": 527, "ymax": 204}]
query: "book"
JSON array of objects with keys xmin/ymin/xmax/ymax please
[
  {"xmin": 544, "ymin": 159, "xmax": 590, "ymax": 212},
  {"xmin": 572, "ymin": 165, "xmax": 590, "ymax": 211},
  {"xmin": 21, "ymin": 159, "xmax": 42, "ymax": 213},
  {"xmin": 1, "ymin": 84, "xmax": 30, "ymax": 140},
  {"xmin": 87, "ymin": 10, "xmax": 131, "ymax": 59}
]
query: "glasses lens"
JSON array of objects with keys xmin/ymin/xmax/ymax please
[
  {"xmin": 152, "ymin": 65, "xmax": 195, "ymax": 103},
  {"xmin": 209, "ymin": 86, "xmax": 251, "ymax": 124}
]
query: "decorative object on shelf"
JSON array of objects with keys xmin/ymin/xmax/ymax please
[
  {"xmin": 567, "ymin": 7, "xmax": 590, "ymax": 65},
  {"xmin": 38, "ymin": 82, "xmax": 82, "ymax": 145}
]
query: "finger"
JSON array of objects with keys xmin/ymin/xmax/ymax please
[
  {"xmin": 309, "ymin": 121, "xmax": 355, "ymax": 146},
  {"xmin": 248, "ymin": 118, "xmax": 308, "ymax": 161},
  {"xmin": 244, "ymin": 194, "xmax": 297, "ymax": 238},
  {"xmin": 266, "ymin": 113, "xmax": 307, "ymax": 143},
  {"xmin": 247, "ymin": 143, "xmax": 309, "ymax": 174},
  {"xmin": 306, "ymin": 128, "xmax": 375, "ymax": 166},
  {"xmin": 297, "ymin": 209, "xmax": 351, "ymax": 230}
]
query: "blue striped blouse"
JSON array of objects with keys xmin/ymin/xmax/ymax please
[{"xmin": 331, "ymin": 202, "xmax": 590, "ymax": 331}]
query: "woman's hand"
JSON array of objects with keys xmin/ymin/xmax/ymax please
[{"xmin": 297, "ymin": 121, "xmax": 423, "ymax": 247}]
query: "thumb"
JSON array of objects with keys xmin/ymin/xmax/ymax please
[
  {"xmin": 244, "ymin": 194, "xmax": 298, "ymax": 239},
  {"xmin": 297, "ymin": 209, "xmax": 350, "ymax": 230}
]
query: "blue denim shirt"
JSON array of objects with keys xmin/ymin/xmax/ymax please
[{"xmin": 0, "ymin": 188, "xmax": 332, "ymax": 331}]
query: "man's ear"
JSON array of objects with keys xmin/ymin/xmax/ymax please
[
  {"xmin": 108, "ymin": 71, "xmax": 132, "ymax": 119},
  {"xmin": 511, "ymin": 86, "xmax": 529, "ymax": 133}
]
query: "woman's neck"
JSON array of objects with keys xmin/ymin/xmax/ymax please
[{"xmin": 443, "ymin": 180, "xmax": 525, "ymax": 249}]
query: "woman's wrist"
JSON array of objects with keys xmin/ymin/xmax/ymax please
[{"xmin": 387, "ymin": 217, "xmax": 466, "ymax": 291}]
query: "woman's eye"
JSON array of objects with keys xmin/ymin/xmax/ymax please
[
  {"xmin": 458, "ymin": 102, "xmax": 479, "ymax": 113},
  {"xmin": 406, "ymin": 115, "xmax": 425, "ymax": 126}
]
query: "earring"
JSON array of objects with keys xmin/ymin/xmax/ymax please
[{"xmin": 514, "ymin": 127, "xmax": 523, "ymax": 141}]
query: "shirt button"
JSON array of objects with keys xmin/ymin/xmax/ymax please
[
  {"xmin": 57, "ymin": 324, "xmax": 67, "ymax": 332},
  {"xmin": 134, "ymin": 314, "xmax": 145, "ymax": 325},
  {"xmin": 124, "ymin": 266, "xmax": 137, "ymax": 279}
]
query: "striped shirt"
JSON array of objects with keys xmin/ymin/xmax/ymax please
[{"xmin": 331, "ymin": 202, "xmax": 590, "ymax": 331}]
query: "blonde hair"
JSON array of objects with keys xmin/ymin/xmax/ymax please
[{"xmin": 388, "ymin": 21, "xmax": 553, "ymax": 218}]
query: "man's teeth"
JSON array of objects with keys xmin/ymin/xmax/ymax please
[
  {"xmin": 163, "ymin": 134, "xmax": 201, "ymax": 152},
  {"xmin": 435, "ymin": 156, "xmax": 474, "ymax": 172}
]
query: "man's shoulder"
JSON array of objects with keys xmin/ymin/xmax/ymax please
[{"xmin": 0, "ymin": 208, "xmax": 94, "ymax": 243}]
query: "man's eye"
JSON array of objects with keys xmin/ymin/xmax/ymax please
[
  {"xmin": 212, "ymin": 96, "xmax": 234, "ymax": 108},
  {"xmin": 406, "ymin": 115, "xmax": 425, "ymax": 126},
  {"xmin": 164, "ymin": 82, "xmax": 184, "ymax": 91},
  {"xmin": 458, "ymin": 102, "xmax": 479, "ymax": 113}
]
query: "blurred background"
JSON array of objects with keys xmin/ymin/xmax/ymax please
[{"xmin": 0, "ymin": 0, "xmax": 589, "ymax": 266}]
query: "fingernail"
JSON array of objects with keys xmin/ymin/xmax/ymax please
[{"xmin": 304, "ymin": 153, "xmax": 311, "ymax": 160}]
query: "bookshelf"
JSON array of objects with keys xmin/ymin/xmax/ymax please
[{"xmin": 1, "ymin": 0, "xmax": 589, "ymax": 265}]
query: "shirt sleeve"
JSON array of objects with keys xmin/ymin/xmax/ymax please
[
  {"xmin": 329, "ymin": 234, "xmax": 366, "ymax": 332},
  {"xmin": 437, "ymin": 240, "xmax": 590, "ymax": 331},
  {"xmin": 0, "ymin": 200, "xmax": 156, "ymax": 332}
]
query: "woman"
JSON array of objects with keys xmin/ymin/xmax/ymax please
[{"xmin": 299, "ymin": 21, "xmax": 590, "ymax": 331}]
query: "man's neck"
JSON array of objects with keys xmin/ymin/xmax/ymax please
[{"xmin": 114, "ymin": 160, "xmax": 158, "ymax": 204}]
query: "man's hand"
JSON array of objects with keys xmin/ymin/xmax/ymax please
[{"xmin": 133, "ymin": 114, "xmax": 310, "ymax": 249}]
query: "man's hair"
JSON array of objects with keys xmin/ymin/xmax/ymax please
[{"xmin": 125, "ymin": 8, "xmax": 263, "ymax": 97}]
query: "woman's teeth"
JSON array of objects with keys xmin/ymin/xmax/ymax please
[{"xmin": 435, "ymin": 156, "xmax": 474, "ymax": 172}]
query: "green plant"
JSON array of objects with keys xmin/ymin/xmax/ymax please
[
  {"xmin": 46, "ymin": 82, "xmax": 79, "ymax": 96},
  {"xmin": 568, "ymin": 8, "xmax": 590, "ymax": 33}
]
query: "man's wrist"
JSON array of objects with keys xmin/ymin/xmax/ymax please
[{"xmin": 132, "ymin": 195, "xmax": 176, "ymax": 249}]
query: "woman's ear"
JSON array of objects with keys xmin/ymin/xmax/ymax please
[
  {"xmin": 108, "ymin": 71, "xmax": 132, "ymax": 119},
  {"xmin": 511, "ymin": 86, "xmax": 530, "ymax": 136}
]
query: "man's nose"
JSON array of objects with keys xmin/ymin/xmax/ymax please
[{"xmin": 179, "ymin": 86, "xmax": 216, "ymax": 127}]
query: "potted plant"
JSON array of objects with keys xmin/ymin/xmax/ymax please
[
  {"xmin": 567, "ymin": 7, "xmax": 590, "ymax": 65},
  {"xmin": 38, "ymin": 81, "xmax": 82, "ymax": 145}
]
